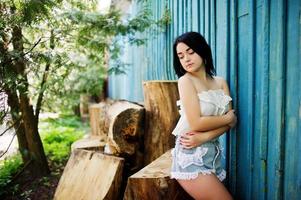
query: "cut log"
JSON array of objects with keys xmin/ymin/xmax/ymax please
[
  {"xmin": 143, "ymin": 81, "xmax": 179, "ymax": 164},
  {"xmin": 123, "ymin": 150, "xmax": 193, "ymax": 200},
  {"xmin": 54, "ymin": 149, "xmax": 124, "ymax": 200},
  {"xmin": 89, "ymin": 103, "xmax": 108, "ymax": 137},
  {"xmin": 71, "ymin": 135, "xmax": 107, "ymax": 152},
  {"xmin": 89, "ymin": 99, "xmax": 114, "ymax": 137},
  {"xmin": 107, "ymin": 100, "xmax": 144, "ymax": 156}
]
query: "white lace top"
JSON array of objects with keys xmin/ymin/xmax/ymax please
[{"xmin": 172, "ymin": 89, "xmax": 232, "ymax": 136}]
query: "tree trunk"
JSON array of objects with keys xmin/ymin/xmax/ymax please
[
  {"xmin": 123, "ymin": 150, "xmax": 193, "ymax": 200},
  {"xmin": 11, "ymin": 25, "xmax": 50, "ymax": 176},
  {"xmin": 143, "ymin": 81, "xmax": 179, "ymax": 164},
  {"xmin": 5, "ymin": 89, "xmax": 30, "ymax": 163},
  {"xmin": 19, "ymin": 94, "xmax": 50, "ymax": 176},
  {"xmin": 80, "ymin": 94, "xmax": 90, "ymax": 121}
]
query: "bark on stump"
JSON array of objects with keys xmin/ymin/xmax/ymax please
[
  {"xmin": 123, "ymin": 150, "xmax": 193, "ymax": 200},
  {"xmin": 143, "ymin": 81, "xmax": 179, "ymax": 164},
  {"xmin": 54, "ymin": 149, "xmax": 124, "ymax": 200}
]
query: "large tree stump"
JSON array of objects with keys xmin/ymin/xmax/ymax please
[
  {"xmin": 143, "ymin": 81, "xmax": 179, "ymax": 164},
  {"xmin": 54, "ymin": 149, "xmax": 124, "ymax": 200},
  {"xmin": 107, "ymin": 100, "xmax": 144, "ymax": 156},
  {"xmin": 123, "ymin": 150, "xmax": 193, "ymax": 200}
]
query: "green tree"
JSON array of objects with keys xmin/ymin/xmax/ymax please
[{"xmin": 0, "ymin": 0, "xmax": 167, "ymax": 178}]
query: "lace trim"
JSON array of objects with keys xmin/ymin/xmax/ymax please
[
  {"xmin": 217, "ymin": 169, "xmax": 226, "ymax": 181},
  {"xmin": 176, "ymin": 89, "xmax": 232, "ymax": 116},
  {"xmin": 176, "ymin": 147, "xmax": 208, "ymax": 168},
  {"xmin": 170, "ymin": 169, "xmax": 226, "ymax": 182},
  {"xmin": 198, "ymin": 90, "xmax": 232, "ymax": 109}
]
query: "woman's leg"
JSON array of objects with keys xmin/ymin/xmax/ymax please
[{"xmin": 177, "ymin": 174, "xmax": 232, "ymax": 200}]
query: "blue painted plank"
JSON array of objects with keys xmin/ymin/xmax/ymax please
[
  {"xmin": 210, "ymin": 0, "xmax": 216, "ymax": 64},
  {"xmin": 204, "ymin": 0, "xmax": 210, "ymax": 41},
  {"xmin": 229, "ymin": 0, "xmax": 238, "ymax": 195},
  {"xmin": 237, "ymin": 5, "xmax": 252, "ymax": 199},
  {"xmin": 267, "ymin": 0, "xmax": 286, "ymax": 199},
  {"xmin": 283, "ymin": 0, "xmax": 300, "ymax": 199},
  {"xmin": 191, "ymin": 0, "xmax": 199, "ymax": 31},
  {"xmin": 199, "ymin": 0, "xmax": 205, "ymax": 35},
  {"xmin": 215, "ymin": 0, "xmax": 229, "ymax": 172},
  {"xmin": 252, "ymin": 0, "xmax": 269, "ymax": 199}
]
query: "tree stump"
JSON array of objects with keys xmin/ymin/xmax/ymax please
[
  {"xmin": 89, "ymin": 99, "xmax": 114, "ymax": 137},
  {"xmin": 107, "ymin": 100, "xmax": 144, "ymax": 156},
  {"xmin": 123, "ymin": 150, "xmax": 193, "ymax": 200},
  {"xmin": 143, "ymin": 81, "xmax": 179, "ymax": 164},
  {"xmin": 54, "ymin": 149, "xmax": 124, "ymax": 200}
]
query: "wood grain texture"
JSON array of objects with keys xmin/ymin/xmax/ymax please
[
  {"xmin": 89, "ymin": 102, "xmax": 109, "ymax": 137},
  {"xmin": 54, "ymin": 149, "xmax": 124, "ymax": 200},
  {"xmin": 123, "ymin": 150, "xmax": 193, "ymax": 200},
  {"xmin": 143, "ymin": 81, "xmax": 179, "ymax": 164}
]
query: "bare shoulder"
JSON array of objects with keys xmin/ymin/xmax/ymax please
[
  {"xmin": 213, "ymin": 76, "xmax": 228, "ymax": 89},
  {"xmin": 178, "ymin": 74, "xmax": 192, "ymax": 87},
  {"xmin": 178, "ymin": 74, "xmax": 196, "ymax": 93}
]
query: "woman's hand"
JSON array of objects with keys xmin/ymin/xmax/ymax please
[
  {"xmin": 180, "ymin": 132, "xmax": 209, "ymax": 149},
  {"xmin": 226, "ymin": 109, "xmax": 237, "ymax": 128}
]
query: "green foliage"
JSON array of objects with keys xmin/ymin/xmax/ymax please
[
  {"xmin": 0, "ymin": 154, "xmax": 23, "ymax": 196},
  {"xmin": 1, "ymin": 0, "xmax": 168, "ymax": 114},
  {"xmin": 40, "ymin": 115, "xmax": 86, "ymax": 164}
]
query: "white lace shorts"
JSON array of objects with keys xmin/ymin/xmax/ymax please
[{"xmin": 170, "ymin": 136, "xmax": 226, "ymax": 181}]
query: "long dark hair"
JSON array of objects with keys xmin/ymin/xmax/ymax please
[{"xmin": 173, "ymin": 32, "xmax": 215, "ymax": 78}]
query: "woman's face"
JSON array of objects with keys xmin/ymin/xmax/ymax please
[{"xmin": 176, "ymin": 42, "xmax": 204, "ymax": 73}]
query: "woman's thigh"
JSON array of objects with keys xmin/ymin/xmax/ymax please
[{"xmin": 177, "ymin": 174, "xmax": 232, "ymax": 200}]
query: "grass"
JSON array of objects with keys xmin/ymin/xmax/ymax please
[
  {"xmin": 0, "ymin": 114, "xmax": 88, "ymax": 198},
  {"xmin": 40, "ymin": 114, "xmax": 88, "ymax": 164}
]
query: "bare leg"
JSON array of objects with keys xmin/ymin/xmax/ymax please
[{"xmin": 177, "ymin": 174, "xmax": 232, "ymax": 200}]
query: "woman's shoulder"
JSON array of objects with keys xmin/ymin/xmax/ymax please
[
  {"xmin": 177, "ymin": 74, "xmax": 196, "ymax": 92},
  {"xmin": 213, "ymin": 76, "xmax": 228, "ymax": 89},
  {"xmin": 178, "ymin": 74, "xmax": 192, "ymax": 85}
]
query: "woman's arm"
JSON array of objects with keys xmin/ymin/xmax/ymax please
[
  {"xmin": 180, "ymin": 124, "xmax": 235, "ymax": 149},
  {"xmin": 178, "ymin": 76, "xmax": 235, "ymax": 132}
]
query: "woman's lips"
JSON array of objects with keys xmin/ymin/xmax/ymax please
[{"xmin": 186, "ymin": 63, "xmax": 193, "ymax": 68}]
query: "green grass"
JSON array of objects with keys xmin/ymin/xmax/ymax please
[
  {"xmin": 0, "ymin": 114, "xmax": 88, "ymax": 196},
  {"xmin": 0, "ymin": 154, "xmax": 22, "ymax": 196},
  {"xmin": 40, "ymin": 114, "xmax": 88, "ymax": 164}
]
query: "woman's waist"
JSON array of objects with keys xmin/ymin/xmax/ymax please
[{"xmin": 175, "ymin": 136, "xmax": 220, "ymax": 146}]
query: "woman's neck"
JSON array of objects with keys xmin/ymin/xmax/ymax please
[{"xmin": 189, "ymin": 68, "xmax": 209, "ymax": 82}]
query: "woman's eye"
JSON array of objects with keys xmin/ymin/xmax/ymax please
[
  {"xmin": 188, "ymin": 51, "xmax": 194, "ymax": 54},
  {"xmin": 179, "ymin": 56, "xmax": 184, "ymax": 59}
]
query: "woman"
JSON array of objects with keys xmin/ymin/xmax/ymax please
[{"xmin": 170, "ymin": 32, "xmax": 237, "ymax": 200}]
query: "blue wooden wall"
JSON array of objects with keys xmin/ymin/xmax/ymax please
[{"xmin": 108, "ymin": 0, "xmax": 301, "ymax": 199}]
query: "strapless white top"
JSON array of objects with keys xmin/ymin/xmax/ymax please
[{"xmin": 172, "ymin": 89, "xmax": 232, "ymax": 136}]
